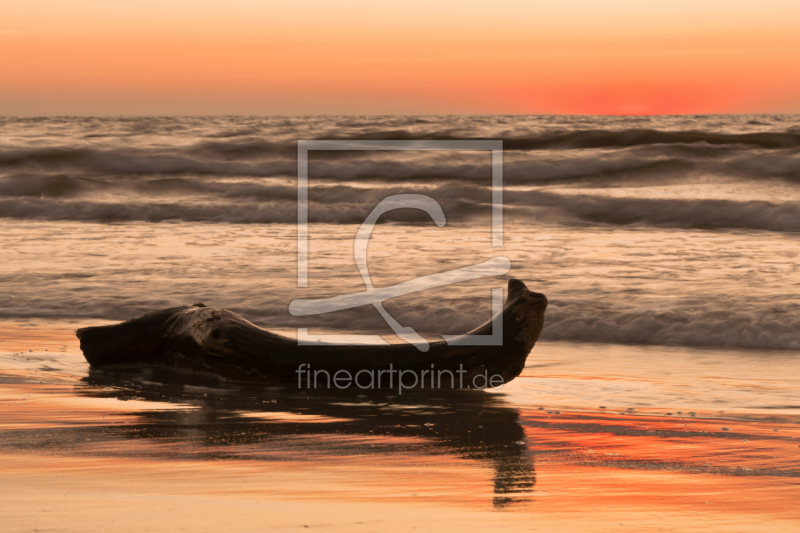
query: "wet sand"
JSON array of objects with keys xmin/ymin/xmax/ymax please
[{"xmin": 1, "ymin": 323, "xmax": 800, "ymax": 532}]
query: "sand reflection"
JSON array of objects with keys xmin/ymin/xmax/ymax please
[{"xmin": 77, "ymin": 366, "xmax": 535, "ymax": 508}]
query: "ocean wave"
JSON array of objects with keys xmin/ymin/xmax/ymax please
[
  {"xmin": 540, "ymin": 301, "xmax": 800, "ymax": 350},
  {"xmin": 3, "ymin": 185, "xmax": 800, "ymax": 233},
  {"xmin": 0, "ymin": 147, "xmax": 774, "ymax": 184},
  {"xmin": 0, "ymin": 197, "xmax": 300, "ymax": 223},
  {"xmin": 2, "ymin": 290, "xmax": 797, "ymax": 351},
  {"xmin": 0, "ymin": 174, "xmax": 90, "ymax": 197},
  {"xmin": 320, "ymin": 129, "xmax": 800, "ymax": 150},
  {"xmin": 241, "ymin": 297, "xmax": 800, "ymax": 351},
  {"xmin": 0, "ymin": 146, "xmax": 296, "ymax": 177},
  {"xmin": 0, "ymin": 173, "xmax": 243, "ymax": 198},
  {"xmin": 2, "ymin": 133, "xmax": 800, "ymax": 183},
  {"xmin": 187, "ymin": 138, "xmax": 295, "ymax": 158},
  {"xmin": 510, "ymin": 192, "xmax": 800, "ymax": 232},
  {"xmin": 0, "ymin": 194, "xmax": 490, "ymax": 224}
]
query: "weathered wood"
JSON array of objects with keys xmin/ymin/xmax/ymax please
[{"xmin": 76, "ymin": 279, "xmax": 547, "ymax": 388}]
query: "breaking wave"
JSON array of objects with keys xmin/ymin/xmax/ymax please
[
  {"xmin": 325, "ymin": 129, "xmax": 800, "ymax": 150},
  {"xmin": 2, "ymin": 178, "xmax": 800, "ymax": 233},
  {"xmin": 540, "ymin": 301, "xmax": 800, "ymax": 350},
  {"xmin": 509, "ymin": 191, "xmax": 800, "ymax": 232}
]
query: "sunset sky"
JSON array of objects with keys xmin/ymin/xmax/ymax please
[{"xmin": 2, "ymin": 0, "xmax": 800, "ymax": 115}]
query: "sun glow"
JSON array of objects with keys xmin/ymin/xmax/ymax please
[{"xmin": 1, "ymin": 1, "xmax": 799, "ymax": 115}]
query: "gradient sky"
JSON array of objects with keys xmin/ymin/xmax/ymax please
[{"xmin": 2, "ymin": 0, "xmax": 799, "ymax": 115}]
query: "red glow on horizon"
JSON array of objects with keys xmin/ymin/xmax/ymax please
[{"xmin": 2, "ymin": 1, "xmax": 800, "ymax": 115}]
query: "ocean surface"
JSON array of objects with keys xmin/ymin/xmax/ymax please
[{"xmin": 2, "ymin": 115, "xmax": 800, "ymax": 349}]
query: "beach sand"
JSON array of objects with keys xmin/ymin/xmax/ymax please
[{"xmin": 2, "ymin": 323, "xmax": 799, "ymax": 533}]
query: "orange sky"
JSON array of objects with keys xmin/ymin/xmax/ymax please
[{"xmin": 2, "ymin": 1, "xmax": 800, "ymax": 115}]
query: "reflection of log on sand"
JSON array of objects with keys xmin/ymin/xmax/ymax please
[
  {"xmin": 79, "ymin": 369, "xmax": 537, "ymax": 508},
  {"xmin": 77, "ymin": 279, "xmax": 547, "ymax": 388}
]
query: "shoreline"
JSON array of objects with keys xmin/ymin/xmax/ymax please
[{"xmin": 2, "ymin": 320, "xmax": 800, "ymax": 532}]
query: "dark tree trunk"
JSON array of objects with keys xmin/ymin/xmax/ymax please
[{"xmin": 77, "ymin": 279, "xmax": 547, "ymax": 389}]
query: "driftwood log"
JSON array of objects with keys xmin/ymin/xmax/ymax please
[{"xmin": 77, "ymin": 279, "xmax": 547, "ymax": 389}]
